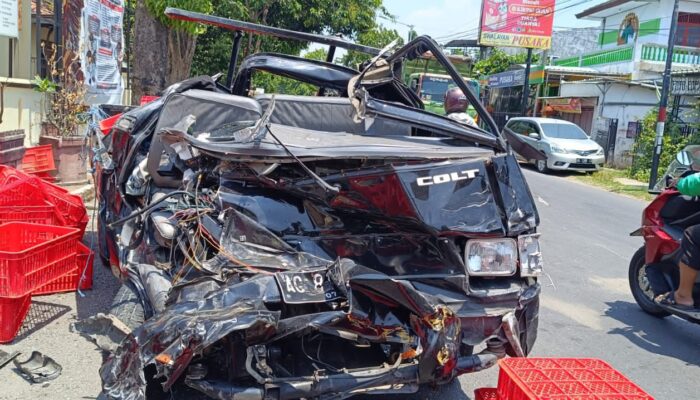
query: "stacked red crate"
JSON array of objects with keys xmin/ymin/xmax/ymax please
[
  {"xmin": 0, "ymin": 166, "xmax": 94, "ymax": 343},
  {"xmin": 475, "ymin": 358, "xmax": 654, "ymax": 400}
]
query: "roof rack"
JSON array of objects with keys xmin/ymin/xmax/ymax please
[{"xmin": 165, "ymin": 8, "xmax": 381, "ymax": 56}]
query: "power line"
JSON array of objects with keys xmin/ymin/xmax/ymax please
[
  {"xmin": 378, "ymin": 14, "xmax": 415, "ymax": 30},
  {"xmin": 553, "ymin": 15, "xmax": 674, "ymax": 31}
]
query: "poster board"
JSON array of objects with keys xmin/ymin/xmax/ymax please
[
  {"xmin": 0, "ymin": 0, "xmax": 18, "ymax": 38},
  {"xmin": 80, "ymin": 0, "xmax": 124, "ymax": 100},
  {"xmin": 479, "ymin": 0, "xmax": 556, "ymax": 50}
]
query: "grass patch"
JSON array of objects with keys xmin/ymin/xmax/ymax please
[{"xmin": 570, "ymin": 168, "xmax": 654, "ymax": 201}]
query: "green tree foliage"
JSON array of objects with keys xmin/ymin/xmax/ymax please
[
  {"xmin": 472, "ymin": 48, "xmax": 540, "ymax": 77},
  {"xmin": 340, "ymin": 25, "xmax": 403, "ymax": 70},
  {"xmin": 144, "ymin": 0, "xmax": 213, "ymax": 34},
  {"xmin": 629, "ymin": 108, "xmax": 700, "ymax": 182},
  {"xmin": 250, "ymin": 49, "xmax": 329, "ymax": 95},
  {"xmin": 191, "ymin": 0, "xmax": 387, "ymax": 77}
]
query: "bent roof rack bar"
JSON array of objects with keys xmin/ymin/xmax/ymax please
[{"xmin": 165, "ymin": 7, "xmax": 381, "ymax": 56}]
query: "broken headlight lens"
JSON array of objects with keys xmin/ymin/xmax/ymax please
[
  {"xmin": 465, "ymin": 239, "xmax": 517, "ymax": 276},
  {"xmin": 518, "ymin": 234, "xmax": 543, "ymax": 277}
]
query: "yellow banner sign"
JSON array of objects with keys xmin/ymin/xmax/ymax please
[{"xmin": 479, "ymin": 32, "xmax": 552, "ymax": 49}]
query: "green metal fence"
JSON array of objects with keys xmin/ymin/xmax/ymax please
[
  {"xmin": 554, "ymin": 46, "xmax": 634, "ymax": 67},
  {"xmin": 641, "ymin": 44, "xmax": 700, "ymax": 64},
  {"xmin": 581, "ymin": 46, "xmax": 634, "ymax": 66}
]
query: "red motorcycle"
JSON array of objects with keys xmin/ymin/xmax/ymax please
[{"xmin": 629, "ymin": 146, "xmax": 700, "ymax": 322}]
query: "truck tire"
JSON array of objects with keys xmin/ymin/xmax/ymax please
[
  {"xmin": 110, "ymin": 284, "xmax": 145, "ymax": 331},
  {"xmin": 628, "ymin": 246, "xmax": 671, "ymax": 318}
]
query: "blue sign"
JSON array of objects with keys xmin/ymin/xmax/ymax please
[{"xmin": 487, "ymin": 69, "xmax": 525, "ymax": 88}]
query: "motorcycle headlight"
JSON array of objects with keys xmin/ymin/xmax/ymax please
[
  {"xmin": 518, "ymin": 234, "xmax": 544, "ymax": 277},
  {"xmin": 550, "ymin": 144, "xmax": 568, "ymax": 154},
  {"xmin": 465, "ymin": 239, "xmax": 517, "ymax": 276},
  {"xmin": 595, "ymin": 147, "xmax": 604, "ymax": 156}
]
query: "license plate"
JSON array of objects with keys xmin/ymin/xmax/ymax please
[
  {"xmin": 576, "ymin": 158, "xmax": 592, "ymax": 164},
  {"xmin": 275, "ymin": 269, "xmax": 342, "ymax": 304}
]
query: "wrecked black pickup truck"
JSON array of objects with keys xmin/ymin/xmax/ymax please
[{"xmin": 89, "ymin": 8, "xmax": 543, "ymax": 400}]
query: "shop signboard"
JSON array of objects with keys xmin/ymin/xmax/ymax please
[{"xmin": 479, "ymin": 0, "xmax": 556, "ymax": 49}]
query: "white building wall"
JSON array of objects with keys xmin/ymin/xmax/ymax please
[
  {"xmin": 599, "ymin": 0, "xmax": 673, "ymax": 51},
  {"xmin": 576, "ymin": 0, "xmax": 700, "ymax": 79},
  {"xmin": 560, "ymin": 82, "xmax": 660, "ymax": 166},
  {"xmin": 0, "ymin": 81, "xmax": 44, "ymax": 145}
]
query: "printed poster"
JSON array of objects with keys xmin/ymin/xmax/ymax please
[
  {"xmin": 479, "ymin": 0, "xmax": 556, "ymax": 50},
  {"xmin": 81, "ymin": 0, "xmax": 124, "ymax": 96}
]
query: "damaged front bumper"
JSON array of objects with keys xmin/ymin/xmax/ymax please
[
  {"xmin": 184, "ymin": 351, "xmax": 500, "ymax": 400},
  {"xmin": 98, "ymin": 255, "xmax": 539, "ymax": 400}
]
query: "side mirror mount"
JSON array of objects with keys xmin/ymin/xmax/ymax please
[
  {"xmin": 677, "ymin": 151, "xmax": 693, "ymax": 166},
  {"xmin": 528, "ymin": 132, "xmax": 540, "ymax": 140}
]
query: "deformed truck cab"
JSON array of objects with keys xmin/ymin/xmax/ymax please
[{"xmin": 91, "ymin": 8, "xmax": 543, "ymax": 400}]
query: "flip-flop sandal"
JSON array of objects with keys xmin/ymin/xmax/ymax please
[{"xmin": 655, "ymin": 292, "xmax": 696, "ymax": 311}]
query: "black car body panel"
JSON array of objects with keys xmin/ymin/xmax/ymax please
[{"xmin": 91, "ymin": 10, "xmax": 543, "ymax": 400}]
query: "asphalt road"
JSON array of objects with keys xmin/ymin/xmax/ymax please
[
  {"xmin": 2, "ymin": 168, "xmax": 699, "ymax": 399},
  {"xmin": 443, "ymin": 168, "xmax": 700, "ymax": 400}
]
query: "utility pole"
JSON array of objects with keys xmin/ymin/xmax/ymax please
[
  {"xmin": 648, "ymin": 0, "xmax": 680, "ymax": 190},
  {"xmin": 521, "ymin": 47, "xmax": 533, "ymax": 116},
  {"xmin": 533, "ymin": 49, "xmax": 547, "ymax": 117}
]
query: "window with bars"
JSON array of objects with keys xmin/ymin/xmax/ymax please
[{"xmin": 676, "ymin": 12, "xmax": 700, "ymax": 48}]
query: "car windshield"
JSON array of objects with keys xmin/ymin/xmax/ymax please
[
  {"xmin": 420, "ymin": 76, "xmax": 480, "ymax": 103},
  {"xmin": 540, "ymin": 123, "xmax": 588, "ymax": 139},
  {"xmin": 421, "ymin": 76, "xmax": 451, "ymax": 101}
]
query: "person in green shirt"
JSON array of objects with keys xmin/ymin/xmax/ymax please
[{"xmin": 657, "ymin": 170, "xmax": 700, "ymax": 309}]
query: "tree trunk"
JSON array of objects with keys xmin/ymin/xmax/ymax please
[
  {"xmin": 131, "ymin": 1, "xmax": 197, "ymax": 104},
  {"xmin": 254, "ymin": 5, "xmax": 270, "ymax": 54}
]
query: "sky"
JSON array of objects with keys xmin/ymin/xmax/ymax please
[{"xmin": 380, "ymin": 0, "xmax": 607, "ymax": 43}]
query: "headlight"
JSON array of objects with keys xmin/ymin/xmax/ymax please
[
  {"xmin": 518, "ymin": 234, "xmax": 544, "ymax": 277},
  {"xmin": 550, "ymin": 144, "xmax": 568, "ymax": 154},
  {"xmin": 465, "ymin": 239, "xmax": 517, "ymax": 276},
  {"xmin": 595, "ymin": 147, "xmax": 604, "ymax": 156}
]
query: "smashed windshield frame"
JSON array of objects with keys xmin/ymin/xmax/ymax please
[
  {"xmin": 165, "ymin": 7, "xmax": 504, "ymax": 151},
  {"xmin": 353, "ymin": 36, "xmax": 504, "ymax": 147}
]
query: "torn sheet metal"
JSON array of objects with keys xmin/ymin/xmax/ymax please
[
  {"xmin": 72, "ymin": 313, "xmax": 132, "ymax": 353},
  {"xmin": 90, "ymin": 30, "xmax": 544, "ymax": 399}
]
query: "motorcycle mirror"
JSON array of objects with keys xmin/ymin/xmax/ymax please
[{"xmin": 677, "ymin": 151, "xmax": 693, "ymax": 166}]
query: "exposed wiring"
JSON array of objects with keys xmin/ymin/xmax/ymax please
[
  {"xmin": 107, "ymin": 190, "xmax": 195, "ymax": 228},
  {"xmin": 301, "ymin": 335, "xmax": 341, "ymax": 373},
  {"xmin": 264, "ymin": 125, "xmax": 339, "ymax": 194}
]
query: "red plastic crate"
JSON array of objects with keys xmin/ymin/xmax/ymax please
[
  {"xmin": 139, "ymin": 95, "xmax": 159, "ymax": 105},
  {"xmin": 475, "ymin": 388, "xmax": 500, "ymax": 400},
  {"xmin": 0, "ymin": 176, "xmax": 46, "ymax": 206},
  {"xmin": 0, "ymin": 202, "xmax": 65, "ymax": 225},
  {"xmin": 34, "ymin": 242, "xmax": 94, "ymax": 295},
  {"xmin": 0, "ymin": 294, "xmax": 31, "ymax": 343},
  {"xmin": 496, "ymin": 358, "xmax": 654, "ymax": 400},
  {"xmin": 99, "ymin": 113, "xmax": 123, "ymax": 135},
  {"xmin": 0, "ymin": 167, "xmax": 88, "ymax": 233},
  {"xmin": 0, "ymin": 222, "xmax": 80, "ymax": 297},
  {"xmin": 20, "ymin": 145, "xmax": 56, "ymax": 174},
  {"xmin": 38, "ymin": 180, "xmax": 88, "ymax": 234},
  {"xmin": 32, "ymin": 171, "xmax": 57, "ymax": 183},
  {"xmin": 0, "ymin": 164, "xmax": 27, "ymax": 184}
]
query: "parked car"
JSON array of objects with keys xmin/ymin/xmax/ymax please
[
  {"xmin": 504, "ymin": 117, "xmax": 605, "ymax": 173},
  {"xmin": 89, "ymin": 8, "xmax": 543, "ymax": 400}
]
